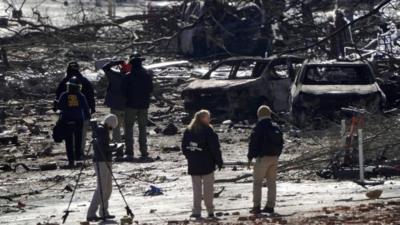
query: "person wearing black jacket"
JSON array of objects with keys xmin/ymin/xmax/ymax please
[
  {"xmin": 122, "ymin": 53, "xmax": 153, "ymax": 160},
  {"xmin": 54, "ymin": 61, "xmax": 96, "ymax": 156},
  {"xmin": 181, "ymin": 109, "xmax": 223, "ymax": 219},
  {"xmin": 248, "ymin": 105, "xmax": 283, "ymax": 215},
  {"xmin": 102, "ymin": 60, "xmax": 128, "ymax": 143},
  {"xmin": 57, "ymin": 77, "xmax": 90, "ymax": 167}
]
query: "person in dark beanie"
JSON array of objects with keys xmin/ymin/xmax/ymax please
[
  {"xmin": 248, "ymin": 105, "xmax": 283, "ymax": 215},
  {"xmin": 54, "ymin": 61, "xmax": 96, "ymax": 156},
  {"xmin": 122, "ymin": 52, "xmax": 153, "ymax": 160},
  {"xmin": 102, "ymin": 60, "xmax": 128, "ymax": 143},
  {"xmin": 181, "ymin": 109, "xmax": 223, "ymax": 219},
  {"xmin": 87, "ymin": 114, "xmax": 118, "ymax": 222},
  {"xmin": 57, "ymin": 77, "xmax": 90, "ymax": 168}
]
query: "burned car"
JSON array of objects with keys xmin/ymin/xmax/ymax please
[
  {"xmin": 182, "ymin": 55, "xmax": 304, "ymax": 120},
  {"xmin": 290, "ymin": 61, "xmax": 386, "ymax": 125}
]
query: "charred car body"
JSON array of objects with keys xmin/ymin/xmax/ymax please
[
  {"xmin": 290, "ymin": 61, "xmax": 386, "ymax": 125},
  {"xmin": 182, "ymin": 55, "xmax": 304, "ymax": 120}
]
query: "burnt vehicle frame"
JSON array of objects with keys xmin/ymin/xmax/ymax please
[
  {"xmin": 290, "ymin": 60, "xmax": 386, "ymax": 126},
  {"xmin": 182, "ymin": 55, "xmax": 305, "ymax": 120}
]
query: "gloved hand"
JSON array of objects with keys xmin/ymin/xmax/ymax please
[
  {"xmin": 91, "ymin": 108, "xmax": 96, "ymax": 115},
  {"xmin": 52, "ymin": 100, "xmax": 58, "ymax": 112},
  {"xmin": 218, "ymin": 163, "xmax": 223, "ymax": 171},
  {"xmin": 247, "ymin": 159, "xmax": 252, "ymax": 170}
]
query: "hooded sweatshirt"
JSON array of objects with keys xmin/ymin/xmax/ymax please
[{"xmin": 55, "ymin": 70, "xmax": 96, "ymax": 113}]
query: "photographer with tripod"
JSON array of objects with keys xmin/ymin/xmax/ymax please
[{"xmin": 87, "ymin": 114, "xmax": 118, "ymax": 222}]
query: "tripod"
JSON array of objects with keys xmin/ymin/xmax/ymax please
[{"xmin": 62, "ymin": 127, "xmax": 134, "ymax": 224}]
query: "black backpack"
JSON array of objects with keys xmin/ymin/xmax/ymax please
[{"xmin": 52, "ymin": 119, "xmax": 67, "ymax": 143}]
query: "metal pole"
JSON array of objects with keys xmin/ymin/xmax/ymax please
[
  {"xmin": 358, "ymin": 128, "xmax": 364, "ymax": 182},
  {"xmin": 108, "ymin": 0, "xmax": 116, "ymax": 18},
  {"xmin": 341, "ymin": 119, "xmax": 346, "ymax": 146}
]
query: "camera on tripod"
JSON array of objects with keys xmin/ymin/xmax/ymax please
[
  {"xmin": 90, "ymin": 119, "xmax": 124, "ymax": 158},
  {"xmin": 90, "ymin": 119, "xmax": 99, "ymax": 139}
]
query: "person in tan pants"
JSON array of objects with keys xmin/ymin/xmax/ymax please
[
  {"xmin": 182, "ymin": 110, "xmax": 223, "ymax": 219},
  {"xmin": 252, "ymin": 156, "xmax": 278, "ymax": 213},
  {"xmin": 248, "ymin": 105, "xmax": 283, "ymax": 214},
  {"xmin": 191, "ymin": 173, "xmax": 215, "ymax": 216}
]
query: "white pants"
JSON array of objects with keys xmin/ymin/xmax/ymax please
[
  {"xmin": 191, "ymin": 173, "xmax": 215, "ymax": 215},
  {"xmin": 87, "ymin": 162, "xmax": 113, "ymax": 218}
]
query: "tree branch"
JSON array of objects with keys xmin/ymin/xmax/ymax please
[{"xmin": 277, "ymin": 0, "xmax": 392, "ymax": 55}]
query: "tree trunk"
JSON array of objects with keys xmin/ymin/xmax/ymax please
[{"xmin": 0, "ymin": 48, "xmax": 9, "ymax": 68}]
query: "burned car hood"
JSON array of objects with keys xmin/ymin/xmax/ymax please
[
  {"xmin": 300, "ymin": 84, "xmax": 379, "ymax": 95},
  {"xmin": 184, "ymin": 79, "xmax": 255, "ymax": 91}
]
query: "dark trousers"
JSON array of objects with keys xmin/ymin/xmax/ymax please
[{"xmin": 64, "ymin": 120, "xmax": 83, "ymax": 164}]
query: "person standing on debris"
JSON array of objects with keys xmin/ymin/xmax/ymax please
[
  {"xmin": 334, "ymin": 10, "xmax": 353, "ymax": 58},
  {"xmin": 248, "ymin": 105, "xmax": 283, "ymax": 215},
  {"xmin": 87, "ymin": 114, "xmax": 118, "ymax": 222},
  {"xmin": 122, "ymin": 52, "xmax": 153, "ymax": 160},
  {"xmin": 57, "ymin": 77, "xmax": 90, "ymax": 167},
  {"xmin": 102, "ymin": 60, "xmax": 129, "ymax": 144},
  {"xmin": 54, "ymin": 61, "xmax": 96, "ymax": 156},
  {"xmin": 181, "ymin": 109, "xmax": 223, "ymax": 219},
  {"xmin": 326, "ymin": 16, "xmax": 338, "ymax": 59}
]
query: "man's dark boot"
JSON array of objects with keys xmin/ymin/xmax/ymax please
[
  {"xmin": 250, "ymin": 206, "xmax": 261, "ymax": 214},
  {"xmin": 125, "ymin": 155, "xmax": 134, "ymax": 162},
  {"xmin": 190, "ymin": 213, "xmax": 201, "ymax": 219},
  {"xmin": 87, "ymin": 216, "xmax": 101, "ymax": 222},
  {"xmin": 262, "ymin": 206, "xmax": 274, "ymax": 214},
  {"xmin": 104, "ymin": 215, "xmax": 116, "ymax": 219},
  {"xmin": 67, "ymin": 161, "xmax": 75, "ymax": 169}
]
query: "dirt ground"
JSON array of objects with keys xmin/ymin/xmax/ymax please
[{"xmin": 0, "ymin": 99, "xmax": 399, "ymax": 225}]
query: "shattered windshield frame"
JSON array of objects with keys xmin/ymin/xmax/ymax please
[{"xmin": 302, "ymin": 64, "xmax": 375, "ymax": 85}]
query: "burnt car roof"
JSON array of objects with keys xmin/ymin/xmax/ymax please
[
  {"xmin": 304, "ymin": 60, "xmax": 370, "ymax": 66},
  {"xmin": 219, "ymin": 54, "xmax": 304, "ymax": 63}
]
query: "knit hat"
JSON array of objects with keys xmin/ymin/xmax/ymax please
[
  {"xmin": 129, "ymin": 51, "xmax": 145, "ymax": 63},
  {"xmin": 67, "ymin": 61, "xmax": 80, "ymax": 71},
  {"xmin": 257, "ymin": 105, "xmax": 272, "ymax": 119},
  {"xmin": 103, "ymin": 114, "xmax": 118, "ymax": 129}
]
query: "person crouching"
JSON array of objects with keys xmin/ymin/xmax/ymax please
[
  {"xmin": 87, "ymin": 114, "xmax": 118, "ymax": 222},
  {"xmin": 181, "ymin": 110, "xmax": 223, "ymax": 219}
]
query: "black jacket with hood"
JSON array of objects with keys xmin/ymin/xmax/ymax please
[
  {"xmin": 182, "ymin": 125, "xmax": 223, "ymax": 175},
  {"xmin": 248, "ymin": 118, "xmax": 284, "ymax": 161},
  {"xmin": 102, "ymin": 61, "xmax": 126, "ymax": 110},
  {"xmin": 122, "ymin": 66, "xmax": 153, "ymax": 109},
  {"xmin": 55, "ymin": 70, "xmax": 96, "ymax": 113},
  {"xmin": 93, "ymin": 124, "xmax": 112, "ymax": 162}
]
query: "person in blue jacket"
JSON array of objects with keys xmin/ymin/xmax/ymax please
[{"xmin": 57, "ymin": 76, "xmax": 90, "ymax": 168}]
